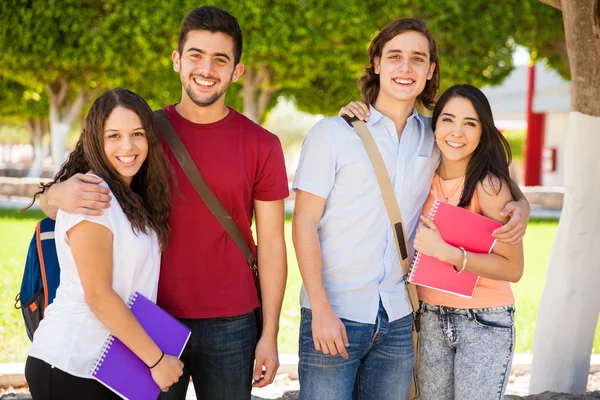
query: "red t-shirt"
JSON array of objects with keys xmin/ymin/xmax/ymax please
[{"xmin": 157, "ymin": 105, "xmax": 289, "ymax": 318}]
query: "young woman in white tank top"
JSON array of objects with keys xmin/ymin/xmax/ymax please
[{"xmin": 24, "ymin": 88, "xmax": 183, "ymax": 399}]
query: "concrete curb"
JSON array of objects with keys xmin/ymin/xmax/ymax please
[
  {"xmin": 0, "ymin": 363, "xmax": 26, "ymax": 388},
  {"xmin": 3, "ymin": 354, "xmax": 600, "ymax": 388},
  {"xmin": 0, "ymin": 197, "xmax": 40, "ymax": 210}
]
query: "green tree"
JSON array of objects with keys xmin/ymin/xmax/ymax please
[
  {"xmin": 0, "ymin": 0, "xmax": 572, "ymax": 171},
  {"xmin": 215, "ymin": 0, "xmax": 525, "ymax": 118},
  {"xmin": 0, "ymin": 0, "xmax": 176, "ymax": 171},
  {"xmin": 0, "ymin": 79, "xmax": 50, "ymax": 177},
  {"xmin": 514, "ymin": 1, "xmax": 568, "ymax": 78}
]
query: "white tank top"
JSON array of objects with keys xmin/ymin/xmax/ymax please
[{"xmin": 29, "ymin": 176, "xmax": 161, "ymax": 378}]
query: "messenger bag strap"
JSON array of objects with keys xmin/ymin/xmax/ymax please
[
  {"xmin": 155, "ymin": 109, "xmax": 257, "ymax": 269},
  {"xmin": 343, "ymin": 116, "xmax": 421, "ymax": 399},
  {"xmin": 342, "ymin": 116, "xmax": 419, "ymax": 313}
]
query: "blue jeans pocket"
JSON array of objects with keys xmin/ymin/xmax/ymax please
[{"xmin": 472, "ymin": 309, "xmax": 513, "ymax": 331}]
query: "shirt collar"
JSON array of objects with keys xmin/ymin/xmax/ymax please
[
  {"xmin": 366, "ymin": 105, "xmax": 385, "ymax": 127},
  {"xmin": 367, "ymin": 105, "xmax": 422, "ymax": 127}
]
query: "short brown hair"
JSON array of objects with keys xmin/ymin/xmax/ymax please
[
  {"xmin": 358, "ymin": 18, "xmax": 440, "ymax": 110},
  {"xmin": 178, "ymin": 6, "xmax": 243, "ymax": 65}
]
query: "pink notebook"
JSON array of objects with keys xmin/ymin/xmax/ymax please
[{"xmin": 408, "ymin": 200, "xmax": 502, "ymax": 298}]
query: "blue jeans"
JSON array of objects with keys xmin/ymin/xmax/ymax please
[
  {"xmin": 298, "ymin": 303, "xmax": 414, "ymax": 400},
  {"xmin": 418, "ymin": 302, "xmax": 515, "ymax": 400},
  {"xmin": 158, "ymin": 311, "xmax": 257, "ymax": 400}
]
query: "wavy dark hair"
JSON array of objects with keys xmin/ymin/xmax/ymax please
[
  {"xmin": 358, "ymin": 18, "xmax": 440, "ymax": 110},
  {"xmin": 178, "ymin": 6, "xmax": 243, "ymax": 64},
  {"xmin": 432, "ymin": 84, "xmax": 513, "ymax": 208},
  {"xmin": 26, "ymin": 88, "xmax": 172, "ymax": 251}
]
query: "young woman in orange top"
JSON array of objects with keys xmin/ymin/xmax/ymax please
[{"xmin": 414, "ymin": 84, "xmax": 524, "ymax": 400}]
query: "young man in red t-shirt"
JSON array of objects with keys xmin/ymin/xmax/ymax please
[{"xmin": 39, "ymin": 6, "xmax": 289, "ymax": 400}]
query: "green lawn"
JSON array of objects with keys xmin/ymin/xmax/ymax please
[
  {"xmin": 2, "ymin": 210, "xmax": 599, "ymax": 363},
  {"xmin": 1, "ymin": 209, "xmax": 46, "ymax": 363}
]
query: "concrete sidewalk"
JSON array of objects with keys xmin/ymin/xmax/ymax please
[{"xmin": 3, "ymin": 353, "xmax": 600, "ymax": 388}]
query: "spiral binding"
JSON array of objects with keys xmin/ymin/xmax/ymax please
[
  {"xmin": 127, "ymin": 291, "xmax": 139, "ymax": 308},
  {"xmin": 90, "ymin": 335, "xmax": 115, "ymax": 376},
  {"xmin": 407, "ymin": 200, "xmax": 441, "ymax": 282},
  {"xmin": 428, "ymin": 200, "xmax": 440, "ymax": 221},
  {"xmin": 89, "ymin": 292, "xmax": 140, "ymax": 376}
]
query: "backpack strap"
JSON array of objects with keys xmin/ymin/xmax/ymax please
[{"xmin": 35, "ymin": 221, "xmax": 49, "ymax": 310}]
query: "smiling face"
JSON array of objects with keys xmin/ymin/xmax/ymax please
[
  {"xmin": 173, "ymin": 30, "xmax": 244, "ymax": 108},
  {"xmin": 103, "ymin": 106, "xmax": 148, "ymax": 186},
  {"xmin": 434, "ymin": 96, "xmax": 482, "ymax": 165},
  {"xmin": 374, "ymin": 31, "xmax": 436, "ymax": 108}
]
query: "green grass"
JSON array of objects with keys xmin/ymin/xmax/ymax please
[
  {"xmin": 2, "ymin": 211, "xmax": 599, "ymax": 362},
  {"xmin": 504, "ymin": 129, "xmax": 525, "ymax": 162},
  {"xmin": 0, "ymin": 209, "xmax": 46, "ymax": 363}
]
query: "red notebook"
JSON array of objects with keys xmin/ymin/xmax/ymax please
[{"xmin": 408, "ymin": 200, "xmax": 502, "ymax": 298}]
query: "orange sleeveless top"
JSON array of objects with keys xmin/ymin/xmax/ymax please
[{"xmin": 416, "ymin": 174, "xmax": 514, "ymax": 308}]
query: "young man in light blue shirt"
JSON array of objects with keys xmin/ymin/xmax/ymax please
[{"xmin": 292, "ymin": 18, "xmax": 529, "ymax": 400}]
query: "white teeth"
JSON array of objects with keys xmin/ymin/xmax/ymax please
[
  {"xmin": 193, "ymin": 78, "xmax": 215, "ymax": 87},
  {"xmin": 394, "ymin": 78, "xmax": 413, "ymax": 85},
  {"xmin": 446, "ymin": 141, "xmax": 465, "ymax": 148},
  {"xmin": 117, "ymin": 155, "xmax": 136, "ymax": 163}
]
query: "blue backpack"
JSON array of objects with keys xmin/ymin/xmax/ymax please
[{"xmin": 14, "ymin": 217, "xmax": 60, "ymax": 341}]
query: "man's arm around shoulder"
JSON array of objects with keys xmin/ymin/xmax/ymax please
[
  {"xmin": 39, "ymin": 173, "xmax": 111, "ymax": 219},
  {"xmin": 492, "ymin": 178, "xmax": 530, "ymax": 244}
]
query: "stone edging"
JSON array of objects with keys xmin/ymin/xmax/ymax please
[
  {"xmin": 0, "ymin": 178, "xmax": 565, "ymax": 210},
  {"xmin": 3, "ymin": 353, "xmax": 600, "ymax": 388}
]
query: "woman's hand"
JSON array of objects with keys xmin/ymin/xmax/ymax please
[
  {"xmin": 150, "ymin": 354, "xmax": 184, "ymax": 392},
  {"xmin": 338, "ymin": 101, "xmax": 370, "ymax": 121},
  {"xmin": 414, "ymin": 216, "xmax": 452, "ymax": 260}
]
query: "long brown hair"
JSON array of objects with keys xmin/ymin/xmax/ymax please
[
  {"xmin": 27, "ymin": 88, "xmax": 172, "ymax": 251},
  {"xmin": 358, "ymin": 18, "xmax": 440, "ymax": 110},
  {"xmin": 432, "ymin": 84, "xmax": 513, "ymax": 208}
]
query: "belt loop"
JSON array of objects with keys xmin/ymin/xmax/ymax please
[{"xmin": 466, "ymin": 308, "xmax": 473, "ymax": 319}]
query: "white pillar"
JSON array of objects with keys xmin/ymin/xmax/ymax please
[{"xmin": 529, "ymin": 112, "xmax": 600, "ymax": 394}]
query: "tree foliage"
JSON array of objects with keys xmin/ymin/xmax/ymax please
[
  {"xmin": 0, "ymin": 80, "xmax": 48, "ymax": 122},
  {"xmin": 513, "ymin": 1, "xmax": 568, "ymax": 78},
  {"xmin": 0, "ymin": 0, "xmax": 570, "ymax": 125}
]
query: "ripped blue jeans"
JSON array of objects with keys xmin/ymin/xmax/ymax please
[{"xmin": 418, "ymin": 302, "xmax": 515, "ymax": 400}]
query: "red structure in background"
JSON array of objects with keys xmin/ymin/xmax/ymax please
[{"xmin": 525, "ymin": 63, "xmax": 545, "ymax": 186}]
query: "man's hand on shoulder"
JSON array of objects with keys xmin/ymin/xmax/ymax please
[
  {"xmin": 48, "ymin": 173, "xmax": 111, "ymax": 216},
  {"xmin": 492, "ymin": 199, "xmax": 530, "ymax": 244}
]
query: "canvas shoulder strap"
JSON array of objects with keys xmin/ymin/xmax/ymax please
[
  {"xmin": 154, "ymin": 109, "xmax": 256, "ymax": 268},
  {"xmin": 342, "ymin": 116, "xmax": 419, "ymax": 313}
]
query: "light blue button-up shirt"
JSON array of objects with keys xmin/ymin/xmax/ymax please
[{"xmin": 293, "ymin": 106, "xmax": 440, "ymax": 324}]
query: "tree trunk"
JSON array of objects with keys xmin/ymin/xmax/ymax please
[
  {"xmin": 50, "ymin": 121, "xmax": 71, "ymax": 172},
  {"xmin": 24, "ymin": 118, "xmax": 49, "ymax": 178},
  {"xmin": 46, "ymin": 76, "xmax": 100, "ymax": 172},
  {"xmin": 241, "ymin": 65, "xmax": 275, "ymax": 123},
  {"xmin": 530, "ymin": 0, "xmax": 600, "ymax": 394}
]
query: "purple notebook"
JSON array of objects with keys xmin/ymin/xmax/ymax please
[{"xmin": 90, "ymin": 292, "xmax": 191, "ymax": 400}]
